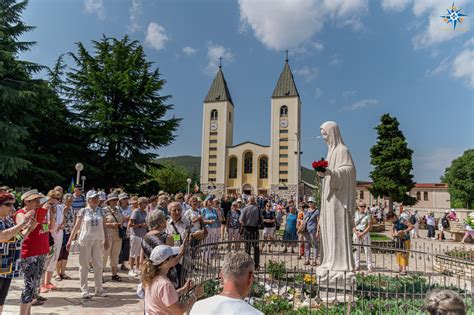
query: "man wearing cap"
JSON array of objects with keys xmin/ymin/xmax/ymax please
[
  {"xmin": 353, "ymin": 201, "xmax": 372, "ymax": 272},
  {"xmin": 16, "ymin": 189, "xmax": 49, "ymax": 312},
  {"xmin": 239, "ymin": 196, "xmax": 262, "ymax": 269}
]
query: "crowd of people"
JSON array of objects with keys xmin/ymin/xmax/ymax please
[{"xmin": 0, "ymin": 184, "xmax": 469, "ymax": 314}]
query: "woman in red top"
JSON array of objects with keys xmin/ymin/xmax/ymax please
[{"xmin": 15, "ymin": 189, "xmax": 50, "ymax": 315}]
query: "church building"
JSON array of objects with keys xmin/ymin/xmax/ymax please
[{"xmin": 200, "ymin": 58, "xmax": 301, "ymax": 199}]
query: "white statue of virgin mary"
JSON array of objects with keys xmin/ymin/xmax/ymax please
[{"xmin": 316, "ymin": 121, "xmax": 356, "ymax": 282}]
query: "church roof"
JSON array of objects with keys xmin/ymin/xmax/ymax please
[
  {"xmin": 204, "ymin": 68, "xmax": 233, "ymax": 105},
  {"xmin": 272, "ymin": 61, "xmax": 299, "ymax": 98},
  {"xmin": 227, "ymin": 141, "xmax": 270, "ymax": 149}
]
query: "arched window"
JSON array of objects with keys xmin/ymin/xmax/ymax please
[
  {"xmin": 416, "ymin": 191, "xmax": 421, "ymax": 201},
  {"xmin": 210, "ymin": 109, "xmax": 218, "ymax": 120},
  {"xmin": 244, "ymin": 152, "xmax": 253, "ymax": 174},
  {"xmin": 280, "ymin": 105, "xmax": 288, "ymax": 117},
  {"xmin": 424, "ymin": 191, "xmax": 429, "ymax": 201},
  {"xmin": 229, "ymin": 157, "xmax": 237, "ymax": 179},
  {"xmin": 259, "ymin": 157, "xmax": 268, "ymax": 179}
]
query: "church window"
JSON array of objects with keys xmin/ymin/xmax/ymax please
[
  {"xmin": 279, "ymin": 162, "xmax": 288, "ymax": 166},
  {"xmin": 280, "ymin": 138, "xmax": 288, "ymax": 141},
  {"xmin": 244, "ymin": 152, "xmax": 253, "ymax": 174},
  {"xmin": 209, "ymin": 163, "xmax": 217, "ymax": 166},
  {"xmin": 279, "ymin": 154, "xmax": 288, "ymax": 158},
  {"xmin": 424, "ymin": 191, "xmax": 429, "ymax": 201},
  {"xmin": 259, "ymin": 157, "xmax": 268, "ymax": 179},
  {"xmin": 416, "ymin": 191, "xmax": 421, "ymax": 201},
  {"xmin": 280, "ymin": 179, "xmax": 288, "ymax": 183},
  {"xmin": 229, "ymin": 157, "xmax": 237, "ymax": 179},
  {"xmin": 279, "ymin": 129, "xmax": 288, "ymax": 134},
  {"xmin": 208, "ymin": 170, "xmax": 216, "ymax": 174},
  {"xmin": 279, "ymin": 170, "xmax": 288, "ymax": 174},
  {"xmin": 210, "ymin": 109, "xmax": 218, "ymax": 121},
  {"xmin": 279, "ymin": 145, "xmax": 288, "ymax": 150},
  {"xmin": 210, "ymin": 132, "xmax": 218, "ymax": 136},
  {"xmin": 280, "ymin": 105, "xmax": 288, "ymax": 117},
  {"xmin": 209, "ymin": 147, "xmax": 217, "ymax": 151},
  {"xmin": 209, "ymin": 139, "xmax": 217, "ymax": 143},
  {"xmin": 359, "ymin": 190, "xmax": 364, "ymax": 200},
  {"xmin": 209, "ymin": 155, "xmax": 217, "ymax": 158}
]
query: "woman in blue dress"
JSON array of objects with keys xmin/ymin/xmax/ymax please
[
  {"xmin": 283, "ymin": 205, "xmax": 298, "ymax": 253},
  {"xmin": 201, "ymin": 197, "xmax": 221, "ymax": 261}
]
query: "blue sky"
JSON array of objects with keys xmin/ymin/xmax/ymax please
[{"xmin": 21, "ymin": 0, "xmax": 473, "ymax": 182}]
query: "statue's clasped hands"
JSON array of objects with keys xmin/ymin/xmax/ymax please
[{"xmin": 317, "ymin": 169, "xmax": 332, "ymax": 178}]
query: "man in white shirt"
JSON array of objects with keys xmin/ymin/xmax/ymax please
[
  {"xmin": 353, "ymin": 201, "xmax": 373, "ymax": 272},
  {"xmin": 190, "ymin": 252, "xmax": 263, "ymax": 315}
]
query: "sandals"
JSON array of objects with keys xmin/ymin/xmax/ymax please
[
  {"xmin": 55, "ymin": 275, "xmax": 62, "ymax": 281},
  {"xmin": 111, "ymin": 275, "xmax": 122, "ymax": 282},
  {"xmin": 61, "ymin": 274, "xmax": 72, "ymax": 280}
]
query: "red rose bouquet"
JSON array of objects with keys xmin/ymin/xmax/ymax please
[{"xmin": 312, "ymin": 158, "xmax": 328, "ymax": 173}]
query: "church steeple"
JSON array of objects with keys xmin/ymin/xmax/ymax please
[
  {"xmin": 204, "ymin": 67, "xmax": 233, "ymax": 105},
  {"xmin": 272, "ymin": 57, "xmax": 299, "ymax": 98}
]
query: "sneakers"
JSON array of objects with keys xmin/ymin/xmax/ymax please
[
  {"xmin": 95, "ymin": 290, "xmax": 108, "ymax": 297},
  {"xmin": 81, "ymin": 292, "xmax": 92, "ymax": 299},
  {"xmin": 128, "ymin": 270, "xmax": 138, "ymax": 277}
]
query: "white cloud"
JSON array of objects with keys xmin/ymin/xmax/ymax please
[
  {"xmin": 145, "ymin": 22, "xmax": 169, "ymax": 51},
  {"xmin": 182, "ymin": 46, "xmax": 198, "ymax": 56},
  {"xmin": 129, "ymin": 0, "xmax": 143, "ymax": 32},
  {"xmin": 314, "ymin": 87, "xmax": 323, "ymax": 99},
  {"xmin": 382, "ymin": 0, "xmax": 411, "ymax": 12},
  {"xmin": 294, "ymin": 66, "xmax": 318, "ymax": 82},
  {"xmin": 342, "ymin": 89, "xmax": 357, "ymax": 98},
  {"xmin": 238, "ymin": 0, "xmax": 367, "ymax": 51},
  {"xmin": 415, "ymin": 147, "xmax": 463, "ymax": 176},
  {"xmin": 427, "ymin": 50, "xmax": 474, "ymax": 88},
  {"xmin": 84, "ymin": 0, "xmax": 105, "ymax": 19},
  {"xmin": 452, "ymin": 49, "xmax": 474, "ymax": 88},
  {"xmin": 311, "ymin": 41, "xmax": 324, "ymax": 51},
  {"xmin": 464, "ymin": 37, "xmax": 474, "ymax": 47},
  {"xmin": 412, "ymin": 0, "xmax": 468, "ymax": 49},
  {"xmin": 341, "ymin": 98, "xmax": 378, "ymax": 111},
  {"xmin": 426, "ymin": 57, "xmax": 450, "ymax": 77},
  {"xmin": 206, "ymin": 43, "xmax": 234, "ymax": 75},
  {"xmin": 329, "ymin": 55, "xmax": 341, "ymax": 66}
]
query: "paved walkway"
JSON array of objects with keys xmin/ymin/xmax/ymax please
[{"xmin": 4, "ymin": 229, "xmax": 473, "ymax": 314}]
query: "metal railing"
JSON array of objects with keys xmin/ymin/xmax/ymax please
[{"xmin": 180, "ymin": 237, "xmax": 473, "ymax": 314}]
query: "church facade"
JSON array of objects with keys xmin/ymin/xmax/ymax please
[{"xmin": 200, "ymin": 60, "xmax": 301, "ymax": 199}]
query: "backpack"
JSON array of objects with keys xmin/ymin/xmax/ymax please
[
  {"xmin": 409, "ymin": 214, "xmax": 417, "ymax": 225},
  {"xmin": 441, "ymin": 217, "xmax": 449, "ymax": 229}
]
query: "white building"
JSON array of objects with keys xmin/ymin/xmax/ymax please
[{"xmin": 200, "ymin": 59, "xmax": 301, "ymax": 199}]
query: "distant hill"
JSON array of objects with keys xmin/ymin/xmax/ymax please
[{"xmin": 156, "ymin": 155, "xmax": 316, "ymax": 183}]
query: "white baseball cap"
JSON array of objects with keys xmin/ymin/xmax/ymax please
[
  {"xmin": 98, "ymin": 191, "xmax": 107, "ymax": 201},
  {"xmin": 150, "ymin": 245, "xmax": 180, "ymax": 266},
  {"xmin": 86, "ymin": 190, "xmax": 100, "ymax": 200},
  {"xmin": 308, "ymin": 197, "xmax": 316, "ymax": 203},
  {"xmin": 236, "ymin": 198, "xmax": 243, "ymax": 203}
]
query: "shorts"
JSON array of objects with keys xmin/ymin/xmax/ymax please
[
  {"xmin": 129, "ymin": 236, "xmax": 143, "ymax": 258},
  {"xmin": 263, "ymin": 227, "xmax": 276, "ymax": 238}
]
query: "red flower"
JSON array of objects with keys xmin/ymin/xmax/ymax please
[{"xmin": 312, "ymin": 158, "xmax": 328, "ymax": 172}]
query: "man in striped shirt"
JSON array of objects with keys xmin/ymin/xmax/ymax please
[{"xmin": 72, "ymin": 184, "xmax": 86, "ymax": 214}]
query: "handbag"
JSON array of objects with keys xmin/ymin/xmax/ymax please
[{"xmin": 110, "ymin": 209, "xmax": 126, "ymax": 239}]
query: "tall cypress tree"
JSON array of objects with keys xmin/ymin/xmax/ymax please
[
  {"xmin": 369, "ymin": 114, "xmax": 416, "ymax": 211},
  {"xmin": 0, "ymin": 0, "xmax": 43, "ymax": 178}
]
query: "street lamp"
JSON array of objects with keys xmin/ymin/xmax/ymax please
[
  {"xmin": 186, "ymin": 178, "xmax": 192, "ymax": 195},
  {"xmin": 81, "ymin": 176, "xmax": 86, "ymax": 191},
  {"xmin": 75, "ymin": 163, "xmax": 84, "ymax": 185}
]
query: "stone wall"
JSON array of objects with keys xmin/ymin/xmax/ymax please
[
  {"xmin": 270, "ymin": 184, "xmax": 298, "ymax": 200},
  {"xmin": 434, "ymin": 255, "xmax": 474, "ymax": 280}
]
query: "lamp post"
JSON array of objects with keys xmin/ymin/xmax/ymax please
[
  {"xmin": 81, "ymin": 176, "xmax": 86, "ymax": 191},
  {"xmin": 75, "ymin": 163, "xmax": 84, "ymax": 185},
  {"xmin": 186, "ymin": 178, "xmax": 192, "ymax": 195}
]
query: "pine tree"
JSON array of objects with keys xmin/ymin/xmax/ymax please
[
  {"xmin": 0, "ymin": 0, "xmax": 44, "ymax": 177},
  {"xmin": 63, "ymin": 36, "xmax": 181, "ymax": 191},
  {"xmin": 369, "ymin": 114, "xmax": 416, "ymax": 211}
]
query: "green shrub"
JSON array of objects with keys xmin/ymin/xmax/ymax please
[
  {"xmin": 254, "ymin": 294, "xmax": 292, "ymax": 314},
  {"xmin": 202, "ymin": 279, "xmax": 219, "ymax": 298},
  {"xmin": 267, "ymin": 260, "xmax": 286, "ymax": 280}
]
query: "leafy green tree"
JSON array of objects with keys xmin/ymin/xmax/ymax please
[
  {"xmin": 62, "ymin": 36, "xmax": 180, "ymax": 191},
  {"xmin": 441, "ymin": 149, "xmax": 474, "ymax": 209},
  {"xmin": 369, "ymin": 114, "xmax": 416, "ymax": 210},
  {"xmin": 0, "ymin": 0, "xmax": 43, "ymax": 178},
  {"xmin": 149, "ymin": 161, "xmax": 189, "ymax": 194}
]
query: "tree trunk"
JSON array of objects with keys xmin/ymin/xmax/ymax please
[{"xmin": 388, "ymin": 197, "xmax": 393, "ymax": 214}]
